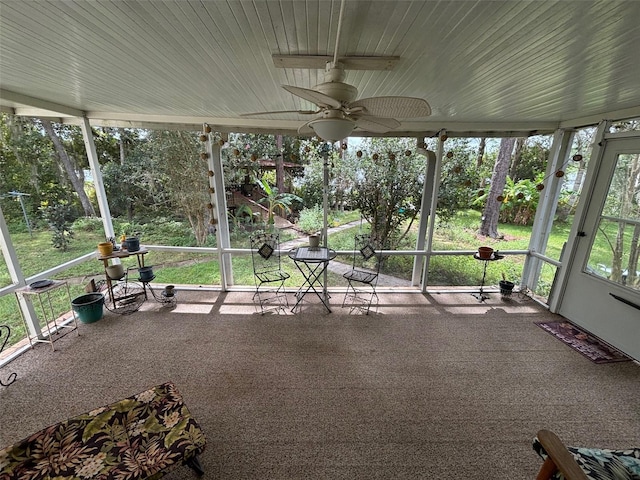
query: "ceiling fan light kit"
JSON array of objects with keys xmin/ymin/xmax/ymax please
[{"xmin": 308, "ymin": 117, "xmax": 355, "ymax": 142}]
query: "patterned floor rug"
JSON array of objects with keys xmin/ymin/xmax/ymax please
[{"xmin": 535, "ymin": 321, "xmax": 632, "ymax": 364}]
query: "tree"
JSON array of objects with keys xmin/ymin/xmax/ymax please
[
  {"xmin": 350, "ymin": 138, "xmax": 424, "ymax": 248},
  {"xmin": 438, "ymin": 138, "xmax": 481, "ymax": 223},
  {"xmin": 609, "ymin": 153, "xmax": 640, "ymax": 286},
  {"xmin": 147, "ymin": 130, "xmax": 211, "ymax": 245},
  {"xmin": 479, "ymin": 138, "xmax": 516, "ymax": 238},
  {"xmin": 1, "ymin": 115, "xmax": 82, "ymax": 225},
  {"xmin": 566, "ymin": 128, "xmax": 596, "ymax": 216},
  {"xmin": 40, "ymin": 119, "xmax": 96, "ymax": 217},
  {"xmin": 294, "ymin": 141, "xmax": 351, "ymax": 209},
  {"xmin": 40, "ymin": 202, "xmax": 74, "ymax": 251}
]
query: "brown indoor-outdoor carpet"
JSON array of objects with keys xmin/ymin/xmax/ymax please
[
  {"xmin": 535, "ymin": 320, "xmax": 632, "ymax": 364},
  {"xmin": 2, "ymin": 291, "xmax": 639, "ymax": 480}
]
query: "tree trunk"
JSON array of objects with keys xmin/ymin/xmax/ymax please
[
  {"xmin": 509, "ymin": 137, "xmax": 526, "ymax": 180},
  {"xmin": 623, "ymin": 154, "xmax": 640, "ymax": 285},
  {"xmin": 118, "ymin": 127, "xmax": 126, "ymax": 165},
  {"xmin": 564, "ymin": 157, "xmax": 586, "ymax": 216},
  {"xmin": 275, "ymin": 135, "xmax": 285, "ymax": 193},
  {"xmin": 476, "ymin": 137, "xmax": 486, "ymax": 168},
  {"xmin": 479, "ymin": 137, "xmax": 516, "ymax": 238},
  {"xmin": 41, "ymin": 119, "xmax": 96, "ymax": 216},
  {"xmin": 612, "ymin": 154, "xmax": 639, "ymax": 283}
]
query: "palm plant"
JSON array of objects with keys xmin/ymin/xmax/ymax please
[{"xmin": 256, "ymin": 178, "xmax": 301, "ymax": 226}]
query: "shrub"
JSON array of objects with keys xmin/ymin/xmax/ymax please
[
  {"xmin": 40, "ymin": 203, "xmax": 74, "ymax": 251},
  {"xmin": 72, "ymin": 216, "xmax": 104, "ymax": 233},
  {"xmin": 297, "ymin": 205, "xmax": 324, "ymax": 234}
]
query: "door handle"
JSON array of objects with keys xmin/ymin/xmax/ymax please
[{"xmin": 609, "ymin": 293, "xmax": 640, "ymax": 311}]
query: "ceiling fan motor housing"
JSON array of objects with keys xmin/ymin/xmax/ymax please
[
  {"xmin": 313, "ymin": 63, "xmax": 358, "ymax": 103},
  {"xmin": 314, "ymin": 80, "xmax": 358, "ymax": 104}
]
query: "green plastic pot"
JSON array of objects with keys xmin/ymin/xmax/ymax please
[{"xmin": 72, "ymin": 293, "xmax": 104, "ymax": 323}]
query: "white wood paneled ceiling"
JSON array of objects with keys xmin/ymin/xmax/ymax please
[{"xmin": 1, "ymin": 0, "xmax": 640, "ymax": 137}]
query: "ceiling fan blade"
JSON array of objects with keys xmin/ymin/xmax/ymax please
[
  {"xmin": 241, "ymin": 109, "xmax": 319, "ymax": 117},
  {"xmin": 349, "ymin": 96, "xmax": 431, "ymax": 118},
  {"xmin": 352, "ymin": 115, "xmax": 401, "ymax": 133},
  {"xmin": 282, "ymin": 85, "xmax": 342, "ymax": 109}
]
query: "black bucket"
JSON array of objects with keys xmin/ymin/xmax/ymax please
[
  {"xmin": 499, "ymin": 280, "xmax": 515, "ymax": 296},
  {"xmin": 139, "ymin": 266, "xmax": 154, "ymax": 282},
  {"xmin": 71, "ymin": 293, "xmax": 104, "ymax": 323},
  {"xmin": 124, "ymin": 237, "xmax": 140, "ymax": 252}
]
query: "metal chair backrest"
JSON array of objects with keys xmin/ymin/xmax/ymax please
[
  {"xmin": 351, "ymin": 234, "xmax": 382, "ymax": 276},
  {"xmin": 250, "ymin": 232, "xmax": 283, "ymax": 275}
]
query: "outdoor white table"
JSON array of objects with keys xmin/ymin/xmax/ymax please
[
  {"xmin": 15, "ymin": 280, "xmax": 79, "ymax": 351},
  {"xmin": 289, "ymin": 246, "xmax": 337, "ymax": 313}
]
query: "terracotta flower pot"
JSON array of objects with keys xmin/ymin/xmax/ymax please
[{"xmin": 478, "ymin": 246, "xmax": 494, "ymax": 259}]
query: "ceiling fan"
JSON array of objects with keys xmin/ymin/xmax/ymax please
[{"xmin": 242, "ymin": 0, "xmax": 431, "ymax": 142}]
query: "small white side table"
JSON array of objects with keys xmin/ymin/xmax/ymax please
[{"xmin": 16, "ymin": 280, "xmax": 80, "ymax": 351}]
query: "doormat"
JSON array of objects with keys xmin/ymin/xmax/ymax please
[{"xmin": 535, "ymin": 321, "xmax": 631, "ymax": 364}]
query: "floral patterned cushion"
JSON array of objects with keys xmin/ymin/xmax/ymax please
[
  {"xmin": 0, "ymin": 382, "xmax": 206, "ymax": 480},
  {"xmin": 533, "ymin": 436, "xmax": 640, "ymax": 480}
]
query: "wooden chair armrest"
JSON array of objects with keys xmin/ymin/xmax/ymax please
[{"xmin": 536, "ymin": 429, "xmax": 589, "ymax": 480}]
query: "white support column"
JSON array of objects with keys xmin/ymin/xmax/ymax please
[
  {"xmin": 0, "ymin": 204, "xmax": 40, "ymax": 338},
  {"xmin": 80, "ymin": 117, "xmax": 114, "ymax": 238},
  {"xmin": 205, "ymin": 134, "xmax": 233, "ymax": 288},
  {"xmin": 421, "ymin": 132, "xmax": 446, "ymax": 292},
  {"xmin": 548, "ymin": 120, "xmax": 610, "ymax": 312},
  {"xmin": 522, "ymin": 128, "xmax": 575, "ymax": 290},
  {"xmin": 412, "ymin": 139, "xmax": 436, "ymax": 286}
]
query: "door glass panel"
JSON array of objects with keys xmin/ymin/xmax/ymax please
[{"xmin": 586, "ymin": 153, "xmax": 640, "ymax": 291}]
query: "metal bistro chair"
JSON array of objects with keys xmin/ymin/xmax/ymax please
[
  {"xmin": 342, "ymin": 234, "xmax": 383, "ymax": 314},
  {"xmin": 250, "ymin": 232, "xmax": 290, "ymax": 314}
]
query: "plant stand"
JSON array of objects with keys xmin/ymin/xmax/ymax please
[{"xmin": 471, "ymin": 253, "xmax": 504, "ymax": 302}]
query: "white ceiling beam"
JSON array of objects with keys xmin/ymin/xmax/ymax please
[
  {"xmin": 0, "ymin": 89, "xmax": 84, "ymax": 117},
  {"xmin": 560, "ymin": 106, "xmax": 640, "ymax": 129}
]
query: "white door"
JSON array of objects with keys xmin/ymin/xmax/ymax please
[{"xmin": 559, "ymin": 137, "xmax": 640, "ymax": 361}]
